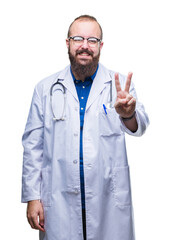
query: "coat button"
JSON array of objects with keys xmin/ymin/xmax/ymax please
[
  {"xmin": 73, "ymin": 160, "xmax": 77, "ymax": 164},
  {"xmin": 87, "ymin": 163, "xmax": 92, "ymax": 169},
  {"xmin": 74, "ymin": 188, "xmax": 79, "ymax": 194}
]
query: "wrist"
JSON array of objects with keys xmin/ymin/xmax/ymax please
[{"xmin": 121, "ymin": 111, "xmax": 136, "ymax": 121}]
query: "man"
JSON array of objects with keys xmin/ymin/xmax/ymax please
[{"xmin": 22, "ymin": 15, "xmax": 149, "ymax": 240}]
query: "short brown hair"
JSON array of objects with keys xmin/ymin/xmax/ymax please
[{"xmin": 67, "ymin": 15, "xmax": 103, "ymax": 40}]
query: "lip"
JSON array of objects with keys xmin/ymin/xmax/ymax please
[
  {"xmin": 79, "ymin": 53, "xmax": 89, "ymax": 56},
  {"xmin": 77, "ymin": 52, "xmax": 92, "ymax": 59}
]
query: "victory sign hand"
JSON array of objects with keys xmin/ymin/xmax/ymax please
[{"xmin": 114, "ymin": 72, "xmax": 136, "ymax": 119}]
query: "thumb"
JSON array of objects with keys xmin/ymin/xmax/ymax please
[
  {"xmin": 39, "ymin": 207, "xmax": 44, "ymax": 228},
  {"xmin": 114, "ymin": 98, "xmax": 127, "ymax": 108}
]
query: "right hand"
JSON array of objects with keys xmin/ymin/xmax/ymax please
[{"xmin": 27, "ymin": 200, "xmax": 45, "ymax": 232}]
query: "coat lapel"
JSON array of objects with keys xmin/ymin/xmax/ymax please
[
  {"xmin": 86, "ymin": 64, "xmax": 113, "ymax": 111},
  {"xmin": 57, "ymin": 65, "xmax": 79, "ymax": 102}
]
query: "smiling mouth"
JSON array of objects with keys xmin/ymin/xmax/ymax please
[
  {"xmin": 76, "ymin": 49, "xmax": 93, "ymax": 57},
  {"xmin": 79, "ymin": 53, "xmax": 90, "ymax": 56}
]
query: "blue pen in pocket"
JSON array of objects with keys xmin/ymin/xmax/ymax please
[{"xmin": 103, "ymin": 104, "xmax": 107, "ymax": 115}]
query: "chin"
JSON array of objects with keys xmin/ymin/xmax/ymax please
[
  {"xmin": 78, "ymin": 59, "xmax": 92, "ymax": 65},
  {"xmin": 76, "ymin": 56, "xmax": 93, "ymax": 64}
]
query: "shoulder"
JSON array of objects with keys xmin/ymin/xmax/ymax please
[
  {"xmin": 99, "ymin": 63, "xmax": 127, "ymax": 85},
  {"xmin": 34, "ymin": 65, "xmax": 70, "ymax": 95}
]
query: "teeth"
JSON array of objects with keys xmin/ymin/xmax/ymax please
[{"xmin": 80, "ymin": 53, "xmax": 89, "ymax": 56}]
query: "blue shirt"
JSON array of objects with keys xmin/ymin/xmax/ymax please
[{"xmin": 71, "ymin": 65, "xmax": 98, "ymax": 209}]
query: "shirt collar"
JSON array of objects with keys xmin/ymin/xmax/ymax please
[{"xmin": 70, "ymin": 64, "xmax": 99, "ymax": 82}]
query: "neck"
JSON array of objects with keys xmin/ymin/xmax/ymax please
[{"xmin": 71, "ymin": 70, "xmax": 86, "ymax": 82}]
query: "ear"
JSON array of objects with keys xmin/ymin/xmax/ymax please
[
  {"xmin": 100, "ymin": 41, "xmax": 104, "ymax": 50},
  {"xmin": 66, "ymin": 39, "xmax": 70, "ymax": 49}
]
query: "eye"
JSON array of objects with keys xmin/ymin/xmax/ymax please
[
  {"xmin": 73, "ymin": 36, "xmax": 84, "ymax": 42},
  {"xmin": 87, "ymin": 38, "xmax": 98, "ymax": 44}
]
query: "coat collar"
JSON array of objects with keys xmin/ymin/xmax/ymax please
[
  {"xmin": 57, "ymin": 65, "xmax": 78, "ymax": 101},
  {"xmin": 55, "ymin": 63, "xmax": 113, "ymax": 108}
]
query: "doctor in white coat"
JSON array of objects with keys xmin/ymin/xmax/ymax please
[{"xmin": 22, "ymin": 15, "xmax": 149, "ymax": 240}]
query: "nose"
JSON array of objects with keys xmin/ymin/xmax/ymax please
[{"xmin": 81, "ymin": 39, "xmax": 89, "ymax": 48}]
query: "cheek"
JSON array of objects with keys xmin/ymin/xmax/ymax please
[
  {"xmin": 93, "ymin": 47, "xmax": 100, "ymax": 57},
  {"xmin": 69, "ymin": 44, "xmax": 77, "ymax": 56}
]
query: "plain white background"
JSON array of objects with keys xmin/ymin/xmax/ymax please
[{"xmin": 0, "ymin": 0, "xmax": 170, "ymax": 239}]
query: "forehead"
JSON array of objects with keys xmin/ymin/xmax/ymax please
[{"xmin": 70, "ymin": 20, "xmax": 101, "ymax": 38}]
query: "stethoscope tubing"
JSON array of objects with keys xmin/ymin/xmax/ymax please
[{"xmin": 50, "ymin": 80, "xmax": 66, "ymax": 121}]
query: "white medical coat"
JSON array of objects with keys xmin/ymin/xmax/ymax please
[{"xmin": 22, "ymin": 63, "xmax": 149, "ymax": 240}]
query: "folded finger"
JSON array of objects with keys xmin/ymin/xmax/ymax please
[
  {"xmin": 39, "ymin": 210, "xmax": 45, "ymax": 230},
  {"xmin": 126, "ymin": 94, "xmax": 133, "ymax": 103},
  {"xmin": 114, "ymin": 99, "xmax": 127, "ymax": 108},
  {"xmin": 28, "ymin": 215, "xmax": 44, "ymax": 231},
  {"xmin": 127, "ymin": 97, "xmax": 136, "ymax": 106},
  {"xmin": 33, "ymin": 215, "xmax": 45, "ymax": 231},
  {"xmin": 28, "ymin": 217, "xmax": 35, "ymax": 229}
]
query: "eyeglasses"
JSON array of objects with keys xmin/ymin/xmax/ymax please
[{"xmin": 68, "ymin": 36, "xmax": 101, "ymax": 47}]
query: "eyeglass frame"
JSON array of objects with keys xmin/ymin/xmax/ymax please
[{"xmin": 68, "ymin": 36, "xmax": 102, "ymax": 46}]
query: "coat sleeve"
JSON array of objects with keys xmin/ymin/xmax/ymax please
[
  {"xmin": 21, "ymin": 85, "xmax": 44, "ymax": 203},
  {"xmin": 119, "ymin": 75, "xmax": 150, "ymax": 136}
]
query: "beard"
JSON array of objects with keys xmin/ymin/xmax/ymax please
[{"xmin": 68, "ymin": 47, "xmax": 100, "ymax": 80}]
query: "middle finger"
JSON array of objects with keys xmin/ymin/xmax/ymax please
[{"xmin": 124, "ymin": 72, "xmax": 133, "ymax": 93}]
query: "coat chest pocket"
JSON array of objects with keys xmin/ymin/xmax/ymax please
[
  {"xmin": 112, "ymin": 166, "xmax": 132, "ymax": 207},
  {"xmin": 99, "ymin": 108, "xmax": 122, "ymax": 136},
  {"xmin": 40, "ymin": 168, "xmax": 51, "ymax": 207}
]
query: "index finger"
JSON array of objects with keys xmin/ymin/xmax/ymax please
[
  {"xmin": 32, "ymin": 215, "xmax": 45, "ymax": 232},
  {"xmin": 114, "ymin": 73, "xmax": 122, "ymax": 92},
  {"xmin": 124, "ymin": 72, "xmax": 133, "ymax": 93}
]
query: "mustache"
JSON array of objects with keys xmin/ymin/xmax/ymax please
[{"xmin": 76, "ymin": 49, "xmax": 93, "ymax": 56}]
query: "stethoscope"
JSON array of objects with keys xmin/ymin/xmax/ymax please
[
  {"xmin": 106, "ymin": 77, "xmax": 113, "ymax": 109},
  {"xmin": 50, "ymin": 77, "xmax": 113, "ymax": 121},
  {"xmin": 50, "ymin": 80, "xmax": 66, "ymax": 121}
]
